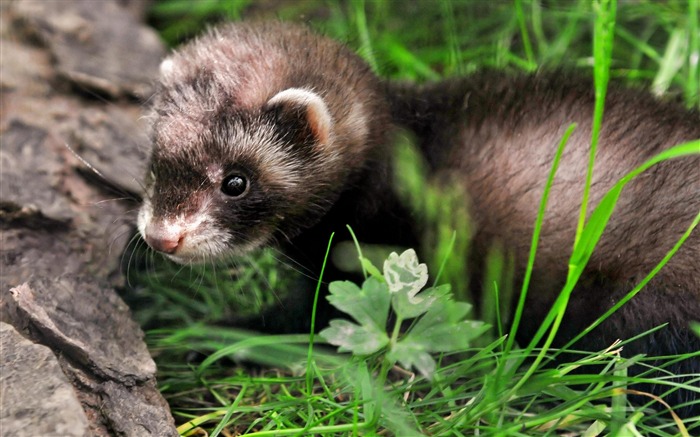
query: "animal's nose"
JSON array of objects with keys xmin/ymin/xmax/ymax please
[{"xmin": 144, "ymin": 225, "xmax": 183, "ymax": 254}]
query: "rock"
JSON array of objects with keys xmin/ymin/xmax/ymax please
[
  {"xmin": 11, "ymin": 0, "xmax": 165, "ymax": 99},
  {"xmin": 100, "ymin": 381, "xmax": 178, "ymax": 437},
  {"xmin": 10, "ymin": 278, "xmax": 156, "ymax": 383},
  {"xmin": 0, "ymin": 228, "xmax": 89, "ymax": 292},
  {"xmin": 0, "ymin": 322, "xmax": 90, "ymax": 437},
  {"xmin": 6, "ymin": 277, "xmax": 177, "ymax": 436},
  {"xmin": 66, "ymin": 104, "xmax": 150, "ymax": 197},
  {"xmin": 0, "ymin": 0, "xmax": 177, "ymax": 435},
  {"xmin": 0, "ymin": 119, "xmax": 74, "ymax": 227}
]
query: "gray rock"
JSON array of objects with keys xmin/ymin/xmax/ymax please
[
  {"xmin": 101, "ymin": 381, "xmax": 179, "ymax": 437},
  {"xmin": 0, "ymin": 322, "xmax": 90, "ymax": 437},
  {"xmin": 0, "ymin": 228, "xmax": 88, "ymax": 292},
  {"xmin": 12, "ymin": 0, "xmax": 165, "ymax": 99},
  {"xmin": 66, "ymin": 105, "xmax": 151, "ymax": 197},
  {"xmin": 0, "ymin": 120, "xmax": 74, "ymax": 226},
  {"xmin": 0, "ymin": 0, "xmax": 178, "ymax": 435},
  {"xmin": 9, "ymin": 278, "xmax": 156, "ymax": 383}
]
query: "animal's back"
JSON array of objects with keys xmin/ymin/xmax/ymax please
[
  {"xmin": 392, "ymin": 72, "xmax": 699, "ymax": 287},
  {"xmin": 391, "ymin": 71, "xmax": 700, "ymax": 415}
]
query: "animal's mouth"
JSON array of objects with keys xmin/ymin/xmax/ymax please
[
  {"xmin": 152, "ymin": 233, "xmax": 271, "ymax": 266},
  {"xmin": 162, "ymin": 252, "xmax": 204, "ymax": 265}
]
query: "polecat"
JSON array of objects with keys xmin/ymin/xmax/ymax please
[{"xmin": 137, "ymin": 22, "xmax": 699, "ymax": 416}]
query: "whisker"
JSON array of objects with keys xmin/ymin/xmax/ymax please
[
  {"xmin": 107, "ymin": 225, "xmax": 135, "ymax": 256},
  {"xmin": 63, "ymin": 141, "xmax": 108, "ymax": 183},
  {"xmin": 267, "ymin": 247, "xmax": 317, "ymax": 281},
  {"xmin": 63, "ymin": 141, "xmax": 147, "ymax": 201},
  {"xmin": 242, "ymin": 253, "xmax": 282, "ymax": 306}
]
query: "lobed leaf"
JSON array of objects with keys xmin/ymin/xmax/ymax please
[
  {"xmin": 384, "ymin": 249, "xmax": 428, "ymax": 298},
  {"xmin": 405, "ymin": 299, "xmax": 488, "ymax": 353},
  {"xmin": 326, "ymin": 278, "xmax": 390, "ymax": 329},
  {"xmin": 319, "ymin": 319, "xmax": 389, "ymax": 355},
  {"xmin": 388, "ymin": 341, "xmax": 437, "ymax": 378},
  {"xmin": 391, "ymin": 284, "xmax": 452, "ymax": 320}
]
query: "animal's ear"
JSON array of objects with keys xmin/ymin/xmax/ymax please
[{"xmin": 264, "ymin": 88, "xmax": 332, "ymax": 147}]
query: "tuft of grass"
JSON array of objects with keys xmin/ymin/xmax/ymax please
[
  {"xmin": 128, "ymin": 0, "xmax": 700, "ymax": 435},
  {"xmin": 125, "ymin": 247, "xmax": 297, "ymax": 329},
  {"xmin": 146, "ymin": 246, "xmax": 699, "ymax": 436}
]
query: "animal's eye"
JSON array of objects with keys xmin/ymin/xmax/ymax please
[{"xmin": 221, "ymin": 174, "xmax": 248, "ymax": 197}]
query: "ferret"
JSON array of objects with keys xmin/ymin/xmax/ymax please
[{"xmin": 137, "ymin": 21, "xmax": 699, "ymax": 416}]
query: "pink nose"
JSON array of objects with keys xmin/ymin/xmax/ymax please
[{"xmin": 144, "ymin": 225, "xmax": 183, "ymax": 255}]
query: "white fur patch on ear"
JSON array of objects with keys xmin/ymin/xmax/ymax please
[
  {"xmin": 266, "ymin": 88, "xmax": 333, "ymax": 145},
  {"xmin": 159, "ymin": 58, "xmax": 176, "ymax": 79}
]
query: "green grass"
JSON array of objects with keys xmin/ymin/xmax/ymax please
[{"xmin": 130, "ymin": 0, "xmax": 700, "ymax": 435}]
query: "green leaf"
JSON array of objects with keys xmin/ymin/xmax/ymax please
[
  {"xmin": 319, "ymin": 319, "xmax": 389, "ymax": 355},
  {"xmin": 392, "ymin": 284, "xmax": 452, "ymax": 320},
  {"xmin": 389, "ymin": 297, "xmax": 488, "ymax": 378},
  {"xmin": 326, "ymin": 278, "xmax": 390, "ymax": 328},
  {"xmin": 405, "ymin": 299, "xmax": 488, "ymax": 353},
  {"xmin": 414, "ymin": 291, "xmax": 469, "ymax": 325},
  {"xmin": 384, "ymin": 249, "xmax": 437, "ymax": 319},
  {"xmin": 384, "ymin": 249, "xmax": 428, "ymax": 297},
  {"xmin": 387, "ymin": 341, "xmax": 437, "ymax": 378}
]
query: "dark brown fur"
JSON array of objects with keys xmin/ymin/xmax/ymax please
[
  {"xmin": 139, "ymin": 22, "xmax": 699, "ymax": 416},
  {"xmin": 390, "ymin": 73, "xmax": 700, "ymax": 416}
]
